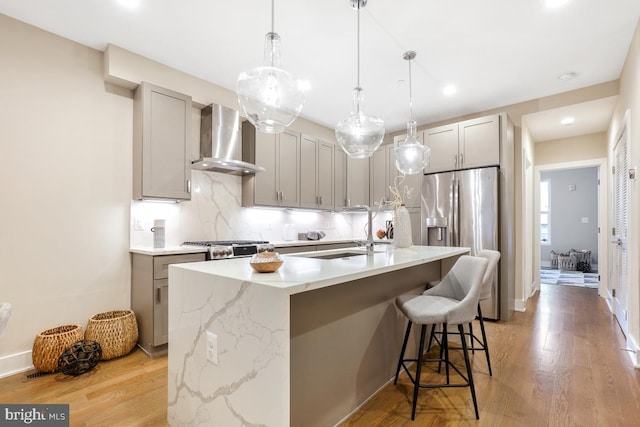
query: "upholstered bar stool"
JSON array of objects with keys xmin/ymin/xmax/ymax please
[
  {"xmin": 427, "ymin": 250, "xmax": 501, "ymax": 376},
  {"xmin": 394, "ymin": 255, "xmax": 488, "ymax": 420}
]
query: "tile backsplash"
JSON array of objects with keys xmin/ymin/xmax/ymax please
[{"xmin": 130, "ymin": 171, "xmax": 393, "ymax": 247}]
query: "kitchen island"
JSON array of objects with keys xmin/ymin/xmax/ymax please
[{"xmin": 167, "ymin": 245, "xmax": 468, "ymax": 427}]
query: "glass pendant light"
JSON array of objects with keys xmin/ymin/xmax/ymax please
[
  {"xmin": 237, "ymin": 0, "xmax": 305, "ymax": 133},
  {"xmin": 394, "ymin": 51, "xmax": 430, "ymax": 174},
  {"xmin": 335, "ymin": 0, "xmax": 385, "ymax": 159}
]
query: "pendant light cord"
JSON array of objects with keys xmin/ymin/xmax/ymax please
[
  {"xmin": 408, "ymin": 58, "xmax": 413, "ymax": 121},
  {"xmin": 356, "ymin": 2, "xmax": 360, "ymax": 89},
  {"xmin": 271, "ymin": 0, "xmax": 275, "ymax": 34}
]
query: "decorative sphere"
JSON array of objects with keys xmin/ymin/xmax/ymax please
[{"xmin": 58, "ymin": 340, "xmax": 102, "ymax": 376}]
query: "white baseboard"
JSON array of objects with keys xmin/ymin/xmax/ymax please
[
  {"xmin": 625, "ymin": 334, "xmax": 640, "ymax": 369},
  {"xmin": 0, "ymin": 350, "xmax": 34, "ymax": 379},
  {"xmin": 514, "ymin": 299, "xmax": 527, "ymax": 312}
]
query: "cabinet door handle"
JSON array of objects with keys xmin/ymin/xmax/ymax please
[
  {"xmin": 187, "ymin": 179, "xmax": 191, "ymax": 193},
  {"xmin": 156, "ymin": 288, "xmax": 161, "ymax": 304},
  {"xmin": 459, "ymin": 153, "xmax": 464, "ymax": 167},
  {"xmin": 454, "ymin": 154, "xmax": 458, "ymax": 168},
  {"xmin": 319, "ymin": 196, "xmax": 322, "ymax": 205}
]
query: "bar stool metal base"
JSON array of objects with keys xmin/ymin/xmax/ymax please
[
  {"xmin": 394, "ymin": 321, "xmax": 479, "ymax": 420},
  {"xmin": 427, "ymin": 303, "xmax": 493, "ymax": 376}
]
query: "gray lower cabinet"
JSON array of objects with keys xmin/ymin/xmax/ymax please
[
  {"xmin": 133, "ymin": 82, "xmax": 192, "ymax": 201},
  {"xmin": 131, "ymin": 252, "xmax": 205, "ymax": 356}
]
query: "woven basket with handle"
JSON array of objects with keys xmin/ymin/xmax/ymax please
[
  {"xmin": 32, "ymin": 324, "xmax": 84, "ymax": 373},
  {"xmin": 85, "ymin": 310, "xmax": 138, "ymax": 360}
]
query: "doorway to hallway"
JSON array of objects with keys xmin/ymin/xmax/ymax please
[{"xmin": 534, "ymin": 158, "xmax": 607, "ymax": 297}]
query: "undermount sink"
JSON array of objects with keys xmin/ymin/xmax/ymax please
[
  {"xmin": 309, "ymin": 251, "xmax": 368, "ymax": 260},
  {"xmin": 293, "ymin": 250, "xmax": 383, "ymax": 260}
]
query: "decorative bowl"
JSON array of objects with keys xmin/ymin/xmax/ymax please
[{"xmin": 249, "ymin": 252, "xmax": 283, "ymax": 273}]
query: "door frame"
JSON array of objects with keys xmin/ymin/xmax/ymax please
[
  {"xmin": 611, "ymin": 111, "xmax": 631, "ymax": 335},
  {"xmin": 533, "ymin": 158, "xmax": 608, "ymax": 298}
]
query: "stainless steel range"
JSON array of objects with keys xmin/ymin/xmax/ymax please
[{"xmin": 182, "ymin": 240, "xmax": 271, "ymax": 260}]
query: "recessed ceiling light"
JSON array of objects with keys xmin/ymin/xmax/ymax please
[
  {"xmin": 297, "ymin": 80, "xmax": 311, "ymax": 92},
  {"xmin": 558, "ymin": 72, "xmax": 578, "ymax": 81},
  {"xmin": 116, "ymin": 0, "xmax": 141, "ymax": 9},
  {"xmin": 561, "ymin": 117, "xmax": 575, "ymax": 126},
  {"xmin": 546, "ymin": 0, "xmax": 571, "ymax": 8},
  {"xmin": 443, "ymin": 85, "xmax": 457, "ymax": 96}
]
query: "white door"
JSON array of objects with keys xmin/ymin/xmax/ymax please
[{"xmin": 612, "ymin": 120, "xmax": 629, "ymax": 335}]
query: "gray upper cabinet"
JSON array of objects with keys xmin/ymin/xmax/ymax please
[
  {"xmin": 317, "ymin": 140, "xmax": 335, "ymax": 210},
  {"xmin": 334, "ymin": 148, "xmax": 369, "ymax": 209},
  {"xmin": 370, "ymin": 146, "xmax": 389, "ymax": 206},
  {"xmin": 300, "ymin": 135, "xmax": 334, "ymax": 209},
  {"xmin": 242, "ymin": 123, "xmax": 300, "ymax": 208},
  {"xmin": 334, "ymin": 148, "xmax": 348, "ymax": 210},
  {"xmin": 133, "ymin": 82, "xmax": 192, "ymax": 201},
  {"xmin": 458, "ymin": 114, "xmax": 500, "ymax": 170},
  {"xmin": 346, "ymin": 156, "xmax": 370, "ymax": 207},
  {"xmin": 424, "ymin": 113, "xmax": 500, "ymax": 174},
  {"xmin": 424, "ymin": 123, "xmax": 459, "ymax": 174}
]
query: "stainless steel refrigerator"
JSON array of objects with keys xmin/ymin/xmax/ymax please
[{"xmin": 421, "ymin": 166, "xmax": 501, "ymax": 319}]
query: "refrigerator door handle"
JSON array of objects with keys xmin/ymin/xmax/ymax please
[{"xmin": 452, "ymin": 178, "xmax": 459, "ymax": 246}]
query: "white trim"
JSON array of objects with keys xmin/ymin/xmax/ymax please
[
  {"xmin": 624, "ymin": 334, "xmax": 639, "ymax": 369},
  {"xmin": 514, "ymin": 300, "xmax": 527, "ymax": 312},
  {"xmin": 0, "ymin": 350, "xmax": 34, "ymax": 379},
  {"xmin": 533, "ymin": 158, "xmax": 608, "ymax": 298}
]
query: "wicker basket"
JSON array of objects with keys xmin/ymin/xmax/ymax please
[
  {"xmin": 32, "ymin": 324, "xmax": 84, "ymax": 373},
  {"xmin": 85, "ymin": 310, "xmax": 138, "ymax": 360}
]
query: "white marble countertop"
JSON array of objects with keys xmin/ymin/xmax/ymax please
[
  {"xmin": 171, "ymin": 245, "xmax": 468, "ymax": 295},
  {"xmin": 129, "ymin": 246, "xmax": 208, "ymax": 256}
]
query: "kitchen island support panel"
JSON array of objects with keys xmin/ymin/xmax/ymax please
[{"xmin": 290, "ymin": 262, "xmax": 440, "ymax": 426}]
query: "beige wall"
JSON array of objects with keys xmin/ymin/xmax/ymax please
[
  {"xmin": 608, "ymin": 19, "xmax": 640, "ymax": 364},
  {"xmin": 0, "ymin": 15, "xmax": 133, "ymax": 364},
  {"xmin": 535, "ymin": 132, "xmax": 607, "ymax": 166}
]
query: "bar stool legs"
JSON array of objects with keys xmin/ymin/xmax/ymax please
[
  {"xmin": 426, "ymin": 303, "xmax": 493, "ymax": 376},
  {"xmin": 395, "ymin": 321, "xmax": 479, "ymax": 420},
  {"xmin": 474, "ymin": 304, "xmax": 492, "ymax": 376}
]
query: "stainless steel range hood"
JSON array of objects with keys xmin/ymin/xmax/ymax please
[{"xmin": 192, "ymin": 104, "xmax": 265, "ymax": 175}]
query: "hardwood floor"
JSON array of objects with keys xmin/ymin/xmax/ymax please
[
  {"xmin": 2, "ymin": 284, "xmax": 639, "ymax": 426},
  {"xmin": 0, "ymin": 348, "xmax": 168, "ymax": 426}
]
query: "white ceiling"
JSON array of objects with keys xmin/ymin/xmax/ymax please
[{"xmin": 1, "ymin": 0, "xmax": 638, "ymax": 139}]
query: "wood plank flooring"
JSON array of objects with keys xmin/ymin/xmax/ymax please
[{"xmin": 1, "ymin": 283, "xmax": 639, "ymax": 426}]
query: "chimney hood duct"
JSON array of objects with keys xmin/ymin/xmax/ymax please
[{"xmin": 192, "ymin": 104, "xmax": 265, "ymax": 175}]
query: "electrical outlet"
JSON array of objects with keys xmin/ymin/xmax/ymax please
[
  {"xmin": 206, "ymin": 331, "xmax": 218, "ymax": 365},
  {"xmin": 134, "ymin": 218, "xmax": 144, "ymax": 231}
]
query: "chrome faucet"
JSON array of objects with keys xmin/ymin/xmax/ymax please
[{"xmin": 342, "ymin": 205, "xmax": 375, "ymax": 254}]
